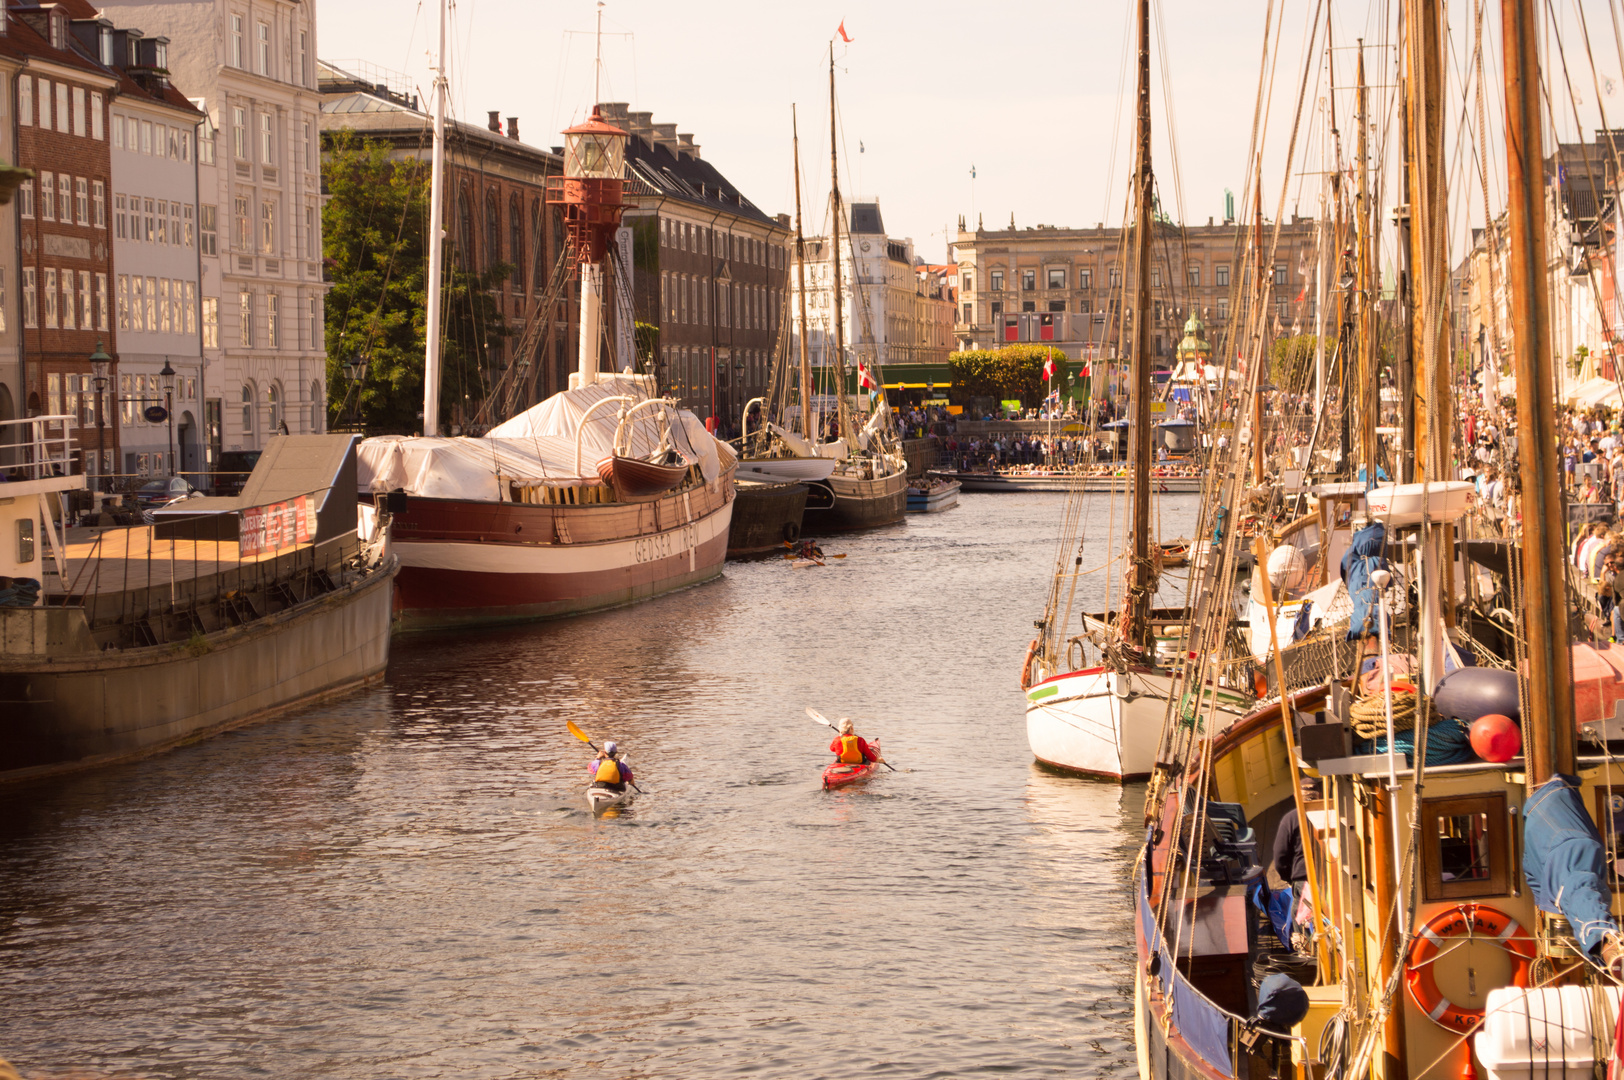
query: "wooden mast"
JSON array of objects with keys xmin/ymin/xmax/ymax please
[
  {"xmin": 1356, "ymin": 44, "xmax": 1375, "ymax": 481},
  {"xmin": 1251, "ymin": 164, "xmax": 1266, "ymax": 489},
  {"xmin": 791, "ymin": 106, "xmax": 814, "ymax": 440},
  {"xmin": 1502, "ymin": 0, "xmax": 1575, "ymax": 781},
  {"xmin": 827, "ymin": 44, "xmax": 854, "ymax": 447},
  {"xmin": 1123, "ymin": 0, "xmax": 1154, "ymax": 649}
]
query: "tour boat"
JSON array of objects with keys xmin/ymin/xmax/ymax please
[{"xmin": 906, "ymin": 477, "xmax": 961, "ymax": 513}]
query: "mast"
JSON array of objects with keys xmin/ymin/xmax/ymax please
[
  {"xmin": 1408, "ymin": 0, "xmax": 1450, "ymax": 486},
  {"xmin": 792, "ymin": 107, "xmax": 814, "ymax": 440},
  {"xmin": 422, "ymin": 0, "xmax": 448, "ymax": 436},
  {"xmin": 827, "ymin": 44, "xmax": 853, "ymax": 446},
  {"xmin": 1123, "ymin": 0, "xmax": 1154, "ymax": 649},
  {"xmin": 1356, "ymin": 44, "xmax": 1374, "ymax": 481},
  {"xmin": 1251, "ymin": 166, "xmax": 1266, "ymax": 489},
  {"xmin": 1502, "ymin": 0, "xmax": 1575, "ymax": 780}
]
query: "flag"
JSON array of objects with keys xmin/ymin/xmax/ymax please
[
  {"xmin": 860, "ymin": 141, "xmax": 865, "ymax": 153},
  {"xmin": 857, "ymin": 362, "xmax": 875, "ymax": 389},
  {"xmin": 1043, "ymin": 356, "xmax": 1056, "ymax": 379},
  {"xmin": 836, "ymin": 20, "xmax": 853, "ymax": 42},
  {"xmin": 1045, "ymin": 390, "xmax": 1060, "ymax": 404},
  {"xmin": 970, "ymin": 164, "xmax": 977, "ymax": 179}
]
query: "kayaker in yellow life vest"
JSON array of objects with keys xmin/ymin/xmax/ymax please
[
  {"xmin": 828, "ymin": 719, "xmax": 882, "ymax": 765},
  {"xmin": 588, "ymin": 740, "xmax": 634, "ymax": 790}
]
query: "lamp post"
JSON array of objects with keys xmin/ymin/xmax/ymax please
[
  {"xmin": 89, "ymin": 341, "xmax": 111, "ymax": 493},
  {"xmin": 341, "ymin": 354, "xmax": 370, "ymax": 429},
  {"xmin": 160, "ymin": 359, "xmax": 176, "ymax": 479}
]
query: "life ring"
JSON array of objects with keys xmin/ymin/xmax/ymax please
[
  {"xmin": 783, "ymin": 521, "xmax": 800, "ymax": 543},
  {"xmin": 1020, "ymin": 639, "xmax": 1039, "ymax": 690},
  {"xmin": 1404, "ymin": 903, "xmax": 1535, "ymax": 1032}
]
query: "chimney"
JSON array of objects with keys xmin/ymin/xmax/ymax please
[
  {"xmin": 628, "ymin": 111, "xmax": 654, "ymax": 139},
  {"xmin": 598, "ymin": 102, "xmax": 630, "ymax": 126},
  {"xmin": 506, "ymin": 117, "xmax": 519, "ymax": 140},
  {"xmin": 652, "ymin": 123, "xmax": 679, "ymax": 152},
  {"xmin": 677, "ymin": 133, "xmax": 695, "ymax": 158},
  {"xmin": 487, "ymin": 110, "xmax": 501, "ymax": 133}
]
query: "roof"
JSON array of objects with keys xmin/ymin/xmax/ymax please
[
  {"xmin": 156, "ymin": 435, "xmax": 361, "ymax": 545},
  {"xmin": 621, "ymin": 127, "xmax": 779, "ymax": 229},
  {"xmin": 0, "ymin": 3, "xmax": 117, "ymax": 79},
  {"xmin": 849, "ymin": 202, "xmax": 884, "ymax": 235},
  {"xmin": 318, "ymin": 84, "xmax": 562, "ymax": 169}
]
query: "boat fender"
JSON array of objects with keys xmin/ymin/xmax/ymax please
[
  {"xmin": 1021, "ymin": 639, "xmax": 1039, "ymax": 690},
  {"xmin": 1404, "ymin": 903, "xmax": 1534, "ymax": 1032},
  {"xmin": 783, "ymin": 521, "xmax": 800, "ymax": 543}
]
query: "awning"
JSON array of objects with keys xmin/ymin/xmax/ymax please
[
  {"xmin": 883, "ymin": 382, "xmax": 953, "ymax": 390},
  {"xmin": 1171, "ymin": 386, "xmax": 1192, "ymax": 402}
]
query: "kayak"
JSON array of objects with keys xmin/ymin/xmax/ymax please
[
  {"xmin": 822, "ymin": 739, "xmax": 882, "ymax": 789},
  {"xmin": 587, "ymin": 783, "xmax": 635, "ymax": 814}
]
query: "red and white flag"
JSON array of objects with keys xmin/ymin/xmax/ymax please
[
  {"xmin": 836, "ymin": 20, "xmax": 853, "ymax": 42},
  {"xmin": 1043, "ymin": 356, "xmax": 1056, "ymax": 380},
  {"xmin": 857, "ymin": 362, "xmax": 875, "ymax": 389}
]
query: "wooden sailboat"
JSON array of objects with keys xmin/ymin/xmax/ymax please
[{"xmin": 1134, "ymin": 6, "xmax": 1624, "ymax": 1080}]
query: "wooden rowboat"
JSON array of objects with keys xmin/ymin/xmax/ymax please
[{"xmin": 597, "ymin": 454, "xmax": 688, "ymax": 498}]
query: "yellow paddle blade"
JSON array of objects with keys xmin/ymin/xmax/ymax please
[
  {"xmin": 831, "ymin": 554, "xmax": 847, "ymax": 558},
  {"xmin": 566, "ymin": 719, "xmax": 594, "ymax": 744}
]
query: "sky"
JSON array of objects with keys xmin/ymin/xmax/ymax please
[{"xmin": 318, "ymin": 0, "xmax": 1624, "ymax": 266}]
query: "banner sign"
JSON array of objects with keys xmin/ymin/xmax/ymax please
[{"xmin": 239, "ymin": 494, "xmax": 316, "ymax": 556}]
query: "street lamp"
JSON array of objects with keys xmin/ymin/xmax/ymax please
[
  {"xmin": 341, "ymin": 354, "xmax": 370, "ymax": 428},
  {"xmin": 88, "ymin": 341, "xmax": 111, "ymax": 493},
  {"xmin": 160, "ymin": 358, "xmax": 176, "ymax": 479}
]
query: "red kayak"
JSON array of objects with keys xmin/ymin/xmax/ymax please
[{"xmin": 822, "ymin": 740, "xmax": 882, "ymax": 789}]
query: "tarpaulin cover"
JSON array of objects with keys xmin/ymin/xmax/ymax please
[
  {"xmin": 1523, "ymin": 774, "xmax": 1619, "ymax": 955},
  {"xmin": 355, "ymin": 378, "xmax": 734, "ymax": 500},
  {"xmin": 1248, "ymin": 880, "xmax": 1297, "ymax": 948},
  {"xmin": 1255, "ymin": 973, "xmax": 1310, "ymax": 1031},
  {"xmin": 1341, "ymin": 523, "xmax": 1388, "ymax": 641},
  {"xmin": 1171, "ymin": 969, "xmax": 1235, "ymax": 1078},
  {"xmin": 1351, "ymin": 718, "xmax": 1475, "ymax": 766}
]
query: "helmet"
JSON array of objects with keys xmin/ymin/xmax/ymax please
[{"xmin": 603, "ymin": 740, "xmax": 618, "ymax": 755}]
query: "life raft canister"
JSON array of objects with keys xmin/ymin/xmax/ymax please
[
  {"xmin": 1021, "ymin": 639, "xmax": 1039, "ymax": 690},
  {"xmin": 838, "ymin": 735, "xmax": 865, "ymax": 764},
  {"xmin": 1404, "ymin": 903, "xmax": 1535, "ymax": 1032},
  {"xmin": 595, "ymin": 758, "xmax": 623, "ymax": 784}
]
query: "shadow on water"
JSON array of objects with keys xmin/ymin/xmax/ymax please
[{"xmin": 0, "ymin": 492, "xmax": 1202, "ymax": 1079}]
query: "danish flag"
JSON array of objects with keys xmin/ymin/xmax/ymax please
[
  {"xmin": 857, "ymin": 362, "xmax": 876, "ymax": 390},
  {"xmin": 1043, "ymin": 356, "xmax": 1056, "ymax": 379}
]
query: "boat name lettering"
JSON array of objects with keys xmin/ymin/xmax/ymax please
[{"xmin": 634, "ymin": 524, "xmax": 695, "ymax": 564}]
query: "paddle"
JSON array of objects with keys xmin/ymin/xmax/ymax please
[
  {"xmin": 566, "ymin": 720, "xmax": 644, "ymax": 793},
  {"xmin": 805, "ymin": 707, "xmax": 897, "ymax": 771}
]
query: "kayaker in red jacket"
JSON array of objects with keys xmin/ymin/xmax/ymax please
[
  {"xmin": 829, "ymin": 719, "xmax": 883, "ymax": 765},
  {"xmin": 588, "ymin": 740, "xmax": 634, "ymax": 789}
]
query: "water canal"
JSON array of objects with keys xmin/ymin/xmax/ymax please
[{"xmin": 0, "ymin": 492, "xmax": 1203, "ymax": 1079}]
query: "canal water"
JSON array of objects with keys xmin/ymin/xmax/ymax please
[{"xmin": 0, "ymin": 492, "xmax": 1201, "ymax": 1079}]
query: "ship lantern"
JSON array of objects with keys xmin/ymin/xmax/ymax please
[
  {"xmin": 547, "ymin": 105, "xmax": 631, "ymax": 388},
  {"xmin": 564, "ymin": 109, "xmax": 626, "ymax": 181}
]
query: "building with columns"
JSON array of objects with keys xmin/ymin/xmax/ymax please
[{"xmin": 101, "ymin": 0, "xmax": 328, "ymax": 470}]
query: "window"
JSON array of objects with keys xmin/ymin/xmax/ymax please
[
  {"xmin": 19, "ymin": 77, "xmax": 31, "ymax": 126},
  {"xmin": 1217, "ymin": 297, "xmax": 1230, "ymax": 320},
  {"xmin": 120, "ymin": 375, "xmax": 132, "ymax": 424},
  {"xmin": 184, "ymin": 282, "xmax": 196, "ymax": 333},
  {"xmin": 169, "ymin": 278, "xmax": 181, "ymax": 333},
  {"xmin": 144, "ymin": 197, "xmax": 155, "ymax": 243},
  {"xmin": 179, "ymin": 129, "xmax": 189, "ymax": 162},
  {"xmin": 39, "ymin": 171, "xmax": 54, "ymax": 221},
  {"xmin": 56, "ymin": 176, "xmax": 70, "ymax": 227},
  {"xmin": 22, "ymin": 268, "xmax": 35, "ymax": 328},
  {"xmin": 260, "ymin": 113, "xmax": 274, "ymax": 164},
  {"xmin": 201, "ymin": 204, "xmax": 217, "ymax": 255},
  {"xmin": 260, "ymin": 200, "xmax": 275, "ymax": 254},
  {"xmin": 233, "ymin": 107, "xmax": 246, "ymax": 159},
  {"xmin": 184, "ymin": 205, "xmax": 194, "ymax": 248},
  {"xmin": 158, "ymin": 279, "xmax": 170, "ymax": 333},
  {"xmin": 267, "ymin": 383, "xmax": 281, "ymax": 430},
  {"xmin": 90, "ymin": 93, "xmax": 102, "ymax": 140},
  {"xmin": 202, "ymin": 296, "xmax": 218, "ymax": 348},
  {"xmin": 1274, "ymin": 265, "xmax": 1287, "ymax": 286},
  {"xmin": 131, "ymin": 275, "xmax": 145, "ymax": 331},
  {"xmin": 169, "ymin": 203, "xmax": 180, "ymax": 246},
  {"xmin": 267, "ymin": 292, "xmax": 278, "ymax": 347},
  {"xmin": 231, "ymin": 15, "xmax": 245, "ymax": 68},
  {"xmin": 1421, "ymin": 793, "xmax": 1509, "ymax": 900},
  {"xmin": 1151, "ymin": 267, "xmax": 1162, "ymax": 288},
  {"xmin": 0, "ymin": 270, "xmax": 10, "ymax": 334},
  {"xmin": 56, "ymin": 83, "xmax": 68, "ymax": 134},
  {"xmin": 1110, "ymin": 267, "xmax": 1123, "ymax": 288},
  {"xmin": 1277, "ymin": 299, "xmax": 1288, "ymax": 319},
  {"xmin": 42, "ymin": 268, "xmax": 56, "ymax": 329},
  {"xmin": 990, "ymin": 301, "xmax": 1003, "ymax": 317},
  {"xmin": 990, "ymin": 270, "xmax": 1004, "ymax": 291},
  {"xmin": 78, "ymin": 271, "xmax": 90, "ymax": 330},
  {"xmin": 1047, "ymin": 268, "xmax": 1066, "ymax": 289},
  {"xmin": 485, "ymin": 191, "xmax": 500, "ymax": 270},
  {"xmin": 241, "ymin": 383, "xmax": 254, "ymax": 438},
  {"xmin": 47, "ymin": 373, "xmax": 59, "ymax": 417},
  {"xmin": 117, "ymin": 275, "xmax": 129, "ymax": 330},
  {"xmin": 140, "ymin": 119, "xmax": 152, "ymax": 155},
  {"xmin": 257, "ymin": 22, "xmax": 270, "ymax": 76},
  {"xmin": 1188, "ymin": 266, "xmax": 1201, "ymax": 288},
  {"xmin": 124, "ymin": 117, "xmax": 136, "ymax": 151},
  {"xmin": 307, "ymin": 296, "xmax": 317, "ymax": 345},
  {"xmin": 303, "ymin": 204, "xmax": 313, "ymax": 259},
  {"xmin": 113, "ymin": 112, "xmax": 124, "ymax": 149},
  {"xmin": 71, "ymin": 86, "xmax": 84, "ymax": 136},
  {"xmin": 36, "ymin": 78, "xmax": 49, "ymax": 131},
  {"xmin": 1048, "ymin": 300, "xmax": 1066, "ymax": 312},
  {"xmin": 239, "ymin": 289, "xmax": 253, "ymax": 347},
  {"xmin": 1022, "ymin": 269, "xmax": 1035, "ymax": 291},
  {"xmin": 234, "ymin": 197, "xmax": 249, "ymax": 251},
  {"xmin": 300, "ymin": 31, "xmax": 310, "ymax": 86},
  {"xmin": 199, "ymin": 119, "xmax": 214, "ymax": 165},
  {"xmin": 18, "ymin": 177, "xmax": 32, "ymax": 219},
  {"xmin": 1216, "ymin": 265, "xmax": 1230, "ymax": 288},
  {"xmin": 1079, "ymin": 269, "xmax": 1092, "ymax": 290},
  {"xmin": 95, "ymin": 274, "xmax": 107, "ymax": 331},
  {"xmin": 1022, "ymin": 301, "xmax": 1035, "ymax": 313},
  {"xmin": 508, "ymin": 194, "xmax": 523, "ymax": 287},
  {"xmin": 74, "ymin": 177, "xmax": 87, "ymax": 225},
  {"xmin": 91, "ymin": 181, "xmax": 104, "ymax": 228}
]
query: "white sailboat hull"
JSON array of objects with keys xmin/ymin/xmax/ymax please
[
  {"xmin": 738, "ymin": 457, "xmax": 838, "ymax": 483},
  {"xmin": 1024, "ymin": 667, "xmax": 1250, "ymax": 782}
]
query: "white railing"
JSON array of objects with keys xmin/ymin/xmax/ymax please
[{"xmin": 0, "ymin": 414, "xmax": 78, "ymax": 479}]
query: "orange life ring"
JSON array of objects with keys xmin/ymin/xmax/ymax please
[
  {"xmin": 1020, "ymin": 639, "xmax": 1039, "ymax": 690},
  {"xmin": 1404, "ymin": 903, "xmax": 1536, "ymax": 1032}
]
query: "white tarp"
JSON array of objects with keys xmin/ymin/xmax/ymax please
[
  {"xmin": 356, "ymin": 378, "xmax": 733, "ymax": 500},
  {"xmin": 1567, "ymin": 375, "xmax": 1622, "ymax": 409}
]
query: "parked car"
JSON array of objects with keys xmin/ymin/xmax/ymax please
[
  {"xmin": 134, "ymin": 476, "xmax": 197, "ymax": 509},
  {"xmin": 212, "ymin": 450, "xmax": 262, "ymax": 496}
]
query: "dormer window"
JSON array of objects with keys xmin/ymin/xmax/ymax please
[
  {"xmin": 49, "ymin": 9, "xmax": 66, "ymax": 50},
  {"xmin": 98, "ymin": 26, "xmax": 112, "ymax": 65},
  {"xmin": 155, "ymin": 40, "xmax": 166, "ymax": 69}
]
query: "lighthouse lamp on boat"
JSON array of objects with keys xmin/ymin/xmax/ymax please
[{"xmin": 548, "ymin": 106, "xmax": 629, "ymax": 389}]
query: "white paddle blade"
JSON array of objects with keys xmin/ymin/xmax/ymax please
[{"xmin": 806, "ymin": 707, "xmax": 833, "ymax": 727}]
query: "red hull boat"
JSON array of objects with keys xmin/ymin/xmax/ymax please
[
  {"xmin": 821, "ymin": 740, "xmax": 882, "ymax": 789},
  {"xmin": 597, "ymin": 454, "xmax": 689, "ymax": 498}
]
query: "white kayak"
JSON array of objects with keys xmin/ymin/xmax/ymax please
[{"xmin": 587, "ymin": 784, "xmax": 636, "ymax": 814}]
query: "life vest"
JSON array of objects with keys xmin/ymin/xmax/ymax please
[
  {"xmin": 595, "ymin": 757, "xmax": 623, "ymax": 784},
  {"xmin": 838, "ymin": 735, "xmax": 865, "ymax": 764}
]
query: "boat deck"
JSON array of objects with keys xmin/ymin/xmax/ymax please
[{"xmin": 51, "ymin": 525, "xmax": 302, "ymax": 598}]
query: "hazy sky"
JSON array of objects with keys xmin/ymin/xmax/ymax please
[{"xmin": 319, "ymin": 1, "xmax": 1624, "ymax": 264}]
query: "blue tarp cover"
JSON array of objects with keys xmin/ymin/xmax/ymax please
[
  {"xmin": 1341, "ymin": 523, "xmax": 1388, "ymax": 641},
  {"xmin": 1171, "ymin": 969, "xmax": 1235, "ymax": 1078},
  {"xmin": 1523, "ymin": 774, "xmax": 1619, "ymax": 955},
  {"xmin": 1255, "ymin": 973, "xmax": 1310, "ymax": 1031},
  {"xmin": 1247, "ymin": 880, "xmax": 1296, "ymax": 948}
]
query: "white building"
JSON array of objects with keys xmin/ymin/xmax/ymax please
[
  {"xmin": 101, "ymin": 0, "xmax": 328, "ymax": 470},
  {"xmin": 105, "ymin": 29, "xmax": 205, "ymax": 478}
]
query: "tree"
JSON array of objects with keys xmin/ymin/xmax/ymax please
[
  {"xmin": 947, "ymin": 344, "xmax": 1070, "ymax": 405},
  {"xmin": 322, "ymin": 131, "xmax": 513, "ymax": 434},
  {"xmin": 1269, "ymin": 334, "xmax": 1327, "ymax": 388}
]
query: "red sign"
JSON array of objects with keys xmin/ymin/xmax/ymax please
[{"xmin": 239, "ymin": 494, "xmax": 315, "ymax": 556}]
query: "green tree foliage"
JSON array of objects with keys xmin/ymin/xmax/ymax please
[
  {"xmin": 322, "ymin": 130, "xmax": 512, "ymax": 434},
  {"xmin": 1270, "ymin": 334, "xmax": 1327, "ymax": 388},
  {"xmin": 947, "ymin": 344, "xmax": 1070, "ymax": 405}
]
